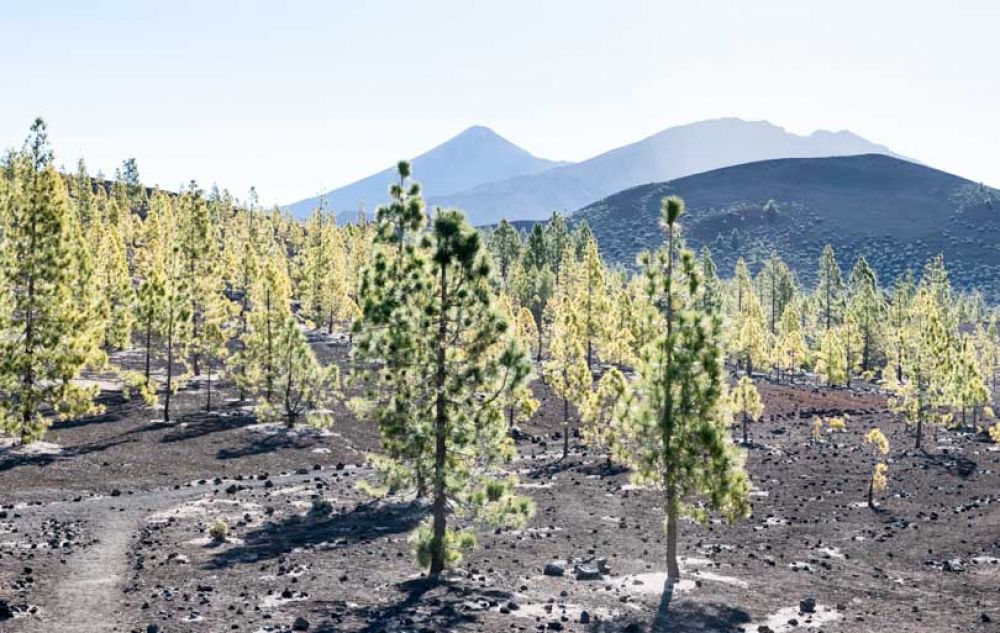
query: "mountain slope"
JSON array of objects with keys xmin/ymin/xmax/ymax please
[
  {"xmin": 434, "ymin": 118, "xmax": 909, "ymax": 225},
  {"xmin": 573, "ymin": 154, "xmax": 1000, "ymax": 293},
  {"xmin": 284, "ymin": 126, "xmax": 567, "ymax": 219}
]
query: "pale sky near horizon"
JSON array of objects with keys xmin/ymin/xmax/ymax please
[{"xmin": 2, "ymin": 1, "xmax": 997, "ymax": 206}]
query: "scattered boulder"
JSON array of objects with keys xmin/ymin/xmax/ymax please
[
  {"xmin": 799, "ymin": 596, "xmax": 817, "ymax": 613},
  {"xmin": 543, "ymin": 560, "xmax": 566, "ymax": 577},
  {"xmin": 0, "ymin": 601, "xmax": 13, "ymax": 620},
  {"xmin": 573, "ymin": 563, "xmax": 602, "ymax": 581},
  {"xmin": 293, "ymin": 616, "xmax": 310, "ymax": 630}
]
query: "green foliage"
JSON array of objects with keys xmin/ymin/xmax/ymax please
[
  {"xmin": 616, "ymin": 196, "xmax": 750, "ymax": 579},
  {"xmin": 353, "ymin": 164, "xmax": 534, "ymax": 575},
  {"xmin": 0, "ymin": 120, "xmax": 104, "ymax": 443}
]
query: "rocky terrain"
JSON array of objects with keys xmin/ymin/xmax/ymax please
[{"xmin": 1, "ymin": 338, "xmax": 998, "ymax": 633}]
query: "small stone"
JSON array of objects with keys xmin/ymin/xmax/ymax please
[
  {"xmin": 580, "ymin": 610, "xmax": 591, "ymax": 624},
  {"xmin": 146, "ymin": 625, "xmax": 161, "ymax": 633},
  {"xmin": 293, "ymin": 616, "xmax": 310, "ymax": 630},
  {"xmin": 799, "ymin": 597, "xmax": 817, "ymax": 613}
]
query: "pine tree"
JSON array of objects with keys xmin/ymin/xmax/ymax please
[
  {"xmin": 951, "ymin": 334, "xmax": 991, "ymax": 428},
  {"xmin": 543, "ymin": 297, "xmax": 591, "ymax": 459},
  {"xmin": 545, "ymin": 212, "xmax": 571, "ymax": 284},
  {"xmin": 234, "ymin": 243, "xmax": 293, "ymax": 406},
  {"xmin": 846, "ymin": 256, "xmax": 885, "ymax": 376},
  {"xmin": 0, "ymin": 120, "xmax": 103, "ymax": 443},
  {"xmin": 886, "ymin": 270, "xmax": 915, "ymax": 382},
  {"xmin": 355, "ymin": 168, "xmax": 534, "ymax": 575},
  {"xmin": 699, "ymin": 246, "xmax": 721, "ymax": 315},
  {"xmin": 733, "ymin": 282, "xmax": 770, "ymax": 379},
  {"xmin": 616, "ymin": 196, "xmax": 750, "ymax": 580},
  {"xmin": 352, "ymin": 161, "xmax": 435, "ymax": 498},
  {"xmin": 581, "ymin": 367, "xmax": 628, "ymax": 465},
  {"xmin": 775, "ymin": 301, "xmax": 808, "ymax": 382},
  {"xmin": 816, "ymin": 245, "xmax": 844, "ymax": 330},
  {"xmin": 757, "ymin": 251, "xmax": 796, "ymax": 336},
  {"xmin": 730, "ymin": 376, "xmax": 764, "ymax": 445},
  {"xmin": 886, "ymin": 287, "xmax": 953, "ymax": 449},
  {"xmin": 522, "ymin": 223, "xmax": 548, "ymax": 272},
  {"xmin": 256, "ymin": 315, "xmax": 339, "ymax": 427},
  {"xmin": 577, "ymin": 237, "xmax": 609, "ymax": 369},
  {"xmin": 158, "ymin": 196, "xmax": 193, "ymax": 423},
  {"xmin": 488, "ymin": 218, "xmax": 522, "ymax": 286},
  {"xmin": 815, "ymin": 326, "xmax": 848, "ymax": 387},
  {"xmin": 863, "ymin": 428, "xmax": 889, "ymax": 509},
  {"xmin": 91, "ymin": 215, "xmax": 134, "ymax": 351}
]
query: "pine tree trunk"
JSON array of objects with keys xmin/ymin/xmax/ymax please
[
  {"xmin": 164, "ymin": 314, "xmax": 174, "ymax": 423},
  {"xmin": 265, "ymin": 291, "xmax": 274, "ymax": 402},
  {"xmin": 743, "ymin": 410, "xmax": 749, "ymax": 445},
  {"xmin": 915, "ymin": 413, "xmax": 923, "ymax": 450},
  {"xmin": 206, "ymin": 358, "xmax": 212, "ymax": 412},
  {"xmin": 285, "ymin": 368, "xmax": 295, "ymax": 428},
  {"xmin": 429, "ymin": 263, "xmax": 449, "ymax": 577},
  {"xmin": 144, "ymin": 318, "xmax": 152, "ymax": 386},
  {"xmin": 562, "ymin": 397, "xmax": 570, "ymax": 459},
  {"xmin": 867, "ymin": 473, "xmax": 875, "ymax": 509},
  {"xmin": 665, "ymin": 487, "xmax": 681, "ymax": 580}
]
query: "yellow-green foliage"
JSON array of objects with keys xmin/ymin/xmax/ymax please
[
  {"xmin": 864, "ymin": 427, "xmax": 889, "ymax": 455},
  {"xmin": 581, "ymin": 367, "xmax": 628, "ymax": 461},
  {"xmin": 871, "ymin": 462, "xmax": 889, "ymax": 493},
  {"xmin": 812, "ymin": 417, "xmax": 824, "ymax": 440},
  {"xmin": 827, "ymin": 416, "xmax": 847, "ymax": 431}
]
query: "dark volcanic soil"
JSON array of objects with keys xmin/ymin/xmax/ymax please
[{"xmin": 1, "ymin": 337, "xmax": 998, "ymax": 633}]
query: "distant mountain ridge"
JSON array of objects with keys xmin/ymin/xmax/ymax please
[
  {"xmin": 572, "ymin": 154, "xmax": 1000, "ymax": 294},
  {"xmin": 284, "ymin": 125, "xmax": 567, "ymax": 220},
  {"xmin": 433, "ymin": 118, "xmax": 911, "ymax": 225},
  {"xmin": 284, "ymin": 118, "xmax": 910, "ymax": 224}
]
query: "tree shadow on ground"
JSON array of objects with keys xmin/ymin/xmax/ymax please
[
  {"xmin": 589, "ymin": 578, "xmax": 751, "ymax": 633},
  {"xmin": 50, "ymin": 391, "xmax": 137, "ymax": 431},
  {"xmin": 522, "ymin": 455, "xmax": 584, "ymax": 480},
  {"xmin": 576, "ymin": 460, "xmax": 630, "ymax": 478},
  {"xmin": 207, "ymin": 500, "xmax": 426, "ymax": 569},
  {"xmin": 304, "ymin": 577, "xmax": 514, "ymax": 633},
  {"xmin": 214, "ymin": 426, "xmax": 321, "ymax": 460},
  {"xmin": 0, "ymin": 418, "xmax": 162, "ymax": 473},
  {"xmin": 914, "ymin": 450, "xmax": 977, "ymax": 478},
  {"xmin": 160, "ymin": 409, "xmax": 257, "ymax": 444}
]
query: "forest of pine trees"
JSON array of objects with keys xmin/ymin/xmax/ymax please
[{"xmin": 2, "ymin": 119, "xmax": 1000, "ymax": 578}]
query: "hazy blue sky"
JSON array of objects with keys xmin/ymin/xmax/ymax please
[{"xmin": 2, "ymin": 1, "xmax": 997, "ymax": 205}]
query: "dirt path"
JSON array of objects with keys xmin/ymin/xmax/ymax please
[
  {"xmin": 9, "ymin": 469, "xmax": 333, "ymax": 632},
  {"xmin": 21, "ymin": 507, "xmax": 133, "ymax": 633}
]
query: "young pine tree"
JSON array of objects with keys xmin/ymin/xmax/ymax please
[
  {"xmin": 885, "ymin": 288, "xmax": 954, "ymax": 449},
  {"xmin": 863, "ymin": 428, "xmax": 889, "ymax": 510},
  {"xmin": 354, "ymin": 165, "xmax": 535, "ymax": 577},
  {"xmin": 233, "ymin": 243, "xmax": 293, "ymax": 406},
  {"xmin": 257, "ymin": 315, "xmax": 339, "ymax": 428},
  {"xmin": 730, "ymin": 376, "xmax": 764, "ymax": 445},
  {"xmin": 616, "ymin": 196, "xmax": 750, "ymax": 580},
  {"xmin": 581, "ymin": 367, "xmax": 628, "ymax": 465},
  {"xmin": 542, "ymin": 299, "xmax": 591, "ymax": 459},
  {"xmin": 816, "ymin": 245, "xmax": 845, "ymax": 331},
  {"xmin": 0, "ymin": 120, "xmax": 103, "ymax": 443}
]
